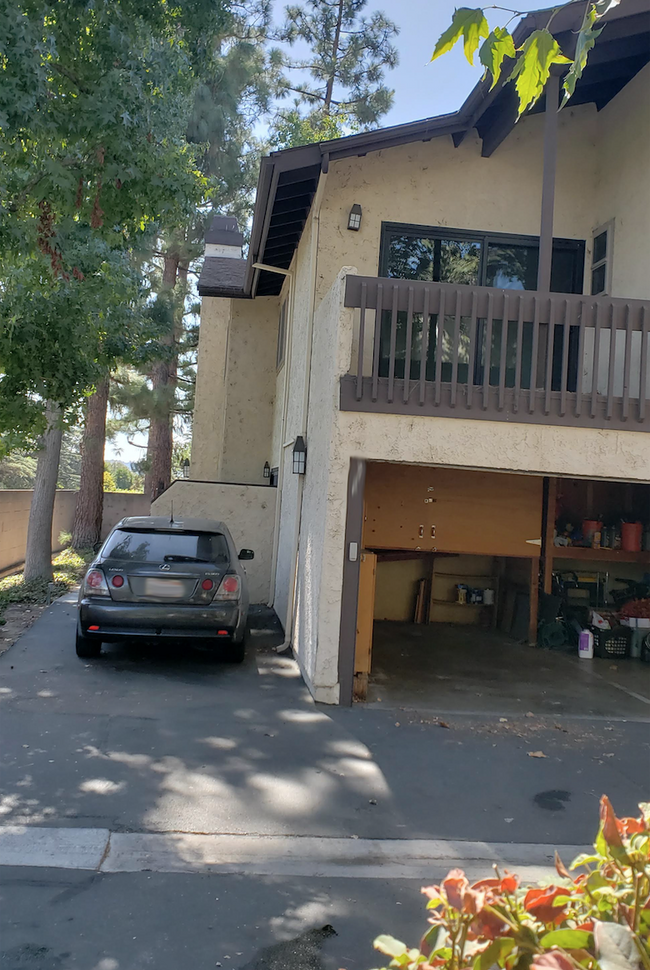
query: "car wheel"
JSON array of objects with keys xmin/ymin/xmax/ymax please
[
  {"xmin": 222, "ymin": 637, "xmax": 246, "ymax": 664},
  {"xmin": 76, "ymin": 626, "xmax": 102, "ymax": 659}
]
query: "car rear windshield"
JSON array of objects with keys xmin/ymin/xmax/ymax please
[{"xmin": 102, "ymin": 529, "xmax": 230, "ymax": 564}]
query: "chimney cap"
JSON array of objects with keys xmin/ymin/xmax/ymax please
[{"xmin": 205, "ymin": 214, "xmax": 244, "ymax": 248}]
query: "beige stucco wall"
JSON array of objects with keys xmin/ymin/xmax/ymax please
[
  {"xmin": 191, "ymin": 298, "xmax": 230, "ymax": 481},
  {"xmin": 101, "ymin": 493, "xmax": 151, "ymax": 537},
  {"xmin": 220, "ymin": 298, "xmax": 279, "ymax": 484},
  {"xmin": 0, "ymin": 490, "xmax": 149, "ymax": 574},
  {"xmin": 192, "ymin": 295, "xmax": 279, "ymax": 484},
  {"xmin": 151, "ymin": 480, "xmax": 276, "ymax": 603},
  {"xmin": 593, "ymin": 63, "xmax": 650, "ymax": 299}
]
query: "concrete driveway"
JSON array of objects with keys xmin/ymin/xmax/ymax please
[{"xmin": 0, "ymin": 592, "xmax": 648, "ymax": 969}]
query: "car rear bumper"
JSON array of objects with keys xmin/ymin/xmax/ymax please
[{"xmin": 79, "ymin": 598, "xmax": 245, "ymax": 641}]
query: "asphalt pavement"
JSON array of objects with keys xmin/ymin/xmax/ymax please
[{"xmin": 0, "ymin": 591, "xmax": 648, "ymax": 969}]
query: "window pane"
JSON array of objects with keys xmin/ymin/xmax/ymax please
[
  {"xmin": 486, "ymin": 244, "xmax": 538, "ymax": 290},
  {"xmin": 386, "ymin": 235, "xmax": 435, "ymax": 279},
  {"xmin": 593, "ymin": 230, "xmax": 607, "ymax": 265},
  {"xmin": 591, "ymin": 264, "xmax": 606, "ymax": 295},
  {"xmin": 386, "ymin": 234, "xmax": 481, "ymax": 284},
  {"xmin": 435, "ymin": 238, "xmax": 481, "ymax": 285},
  {"xmin": 550, "ymin": 248, "xmax": 579, "ymax": 294},
  {"xmin": 103, "ymin": 530, "xmax": 230, "ymax": 563}
]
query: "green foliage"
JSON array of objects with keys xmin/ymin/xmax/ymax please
[
  {"xmin": 272, "ymin": 108, "xmax": 356, "ymax": 149},
  {"xmin": 430, "ymin": 4, "xmax": 614, "ymax": 117},
  {"xmin": 431, "ymin": 8, "xmax": 489, "ymax": 63},
  {"xmin": 0, "ymin": 452, "xmax": 38, "ymax": 488},
  {"xmin": 508, "ymin": 30, "xmax": 571, "ymax": 116},
  {"xmin": 0, "ymin": 0, "xmax": 215, "ymax": 450},
  {"xmin": 271, "ymin": 0, "xmax": 399, "ymax": 147},
  {"xmin": 0, "ymin": 547, "xmax": 93, "ymax": 621},
  {"xmin": 478, "ymin": 28, "xmax": 516, "ymax": 92},
  {"xmin": 103, "ymin": 469, "xmax": 118, "ymax": 492},
  {"xmin": 105, "ymin": 460, "xmax": 143, "ymax": 491},
  {"xmin": 365, "ymin": 796, "xmax": 650, "ymax": 970}
]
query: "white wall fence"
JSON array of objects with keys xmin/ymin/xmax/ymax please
[{"xmin": 0, "ymin": 490, "xmax": 150, "ymax": 575}]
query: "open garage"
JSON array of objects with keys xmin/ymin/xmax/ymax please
[{"xmin": 351, "ymin": 463, "xmax": 650, "ymax": 716}]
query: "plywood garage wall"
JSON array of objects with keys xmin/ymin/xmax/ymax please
[
  {"xmin": 374, "ymin": 558, "xmax": 431, "ymax": 621},
  {"xmin": 363, "ymin": 464, "xmax": 543, "ymax": 559}
]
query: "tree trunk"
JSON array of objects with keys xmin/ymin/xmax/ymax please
[
  {"xmin": 324, "ymin": 0, "xmax": 344, "ymax": 112},
  {"xmin": 23, "ymin": 405, "xmax": 64, "ymax": 582},
  {"xmin": 71, "ymin": 376, "xmax": 109, "ymax": 550},
  {"xmin": 145, "ymin": 253, "xmax": 186, "ymax": 501}
]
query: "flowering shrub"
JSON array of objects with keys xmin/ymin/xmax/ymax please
[{"xmin": 370, "ymin": 797, "xmax": 649, "ymax": 970}]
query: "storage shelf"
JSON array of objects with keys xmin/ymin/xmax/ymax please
[
  {"xmin": 552, "ymin": 546, "xmax": 650, "ymax": 564},
  {"xmin": 431, "ymin": 598, "xmax": 495, "ymax": 606},
  {"xmin": 433, "ymin": 573, "xmax": 496, "ymax": 581}
]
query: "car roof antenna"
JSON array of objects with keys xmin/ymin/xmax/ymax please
[{"xmin": 170, "ymin": 501, "xmax": 174, "ymax": 525}]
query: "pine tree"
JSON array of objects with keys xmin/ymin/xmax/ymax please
[
  {"xmin": 142, "ymin": 1, "xmax": 281, "ymax": 498},
  {"xmin": 272, "ymin": 0, "xmax": 399, "ymax": 147}
]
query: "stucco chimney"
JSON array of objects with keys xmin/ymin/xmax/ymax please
[{"xmin": 204, "ymin": 214, "xmax": 244, "ymax": 259}]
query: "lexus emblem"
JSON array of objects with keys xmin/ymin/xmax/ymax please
[{"xmin": 159, "ymin": 563, "xmax": 171, "ymax": 571}]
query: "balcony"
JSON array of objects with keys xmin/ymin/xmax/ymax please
[{"xmin": 340, "ymin": 276, "xmax": 650, "ymax": 432}]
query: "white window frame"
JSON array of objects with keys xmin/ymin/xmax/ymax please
[{"xmin": 590, "ymin": 219, "xmax": 614, "ymax": 295}]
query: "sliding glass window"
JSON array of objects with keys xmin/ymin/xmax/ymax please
[{"xmin": 378, "ymin": 224, "xmax": 585, "ymax": 389}]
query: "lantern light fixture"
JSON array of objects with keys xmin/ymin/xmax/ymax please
[
  {"xmin": 263, "ymin": 461, "xmax": 271, "ymax": 479},
  {"xmin": 181, "ymin": 457, "xmax": 190, "ymax": 479},
  {"xmin": 347, "ymin": 203, "xmax": 362, "ymax": 231},
  {"xmin": 292, "ymin": 436, "xmax": 307, "ymax": 475}
]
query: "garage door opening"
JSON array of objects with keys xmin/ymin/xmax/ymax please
[{"xmin": 350, "ymin": 463, "xmax": 650, "ymax": 716}]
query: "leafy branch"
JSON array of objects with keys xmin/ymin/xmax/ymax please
[{"xmin": 430, "ymin": 2, "xmax": 620, "ymax": 116}]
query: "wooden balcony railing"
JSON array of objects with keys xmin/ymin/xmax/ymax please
[{"xmin": 340, "ymin": 276, "xmax": 650, "ymax": 431}]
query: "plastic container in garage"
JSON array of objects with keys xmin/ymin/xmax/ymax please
[{"xmin": 621, "ymin": 521, "xmax": 643, "ymax": 552}]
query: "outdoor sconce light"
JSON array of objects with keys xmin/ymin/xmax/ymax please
[
  {"xmin": 263, "ymin": 461, "xmax": 270, "ymax": 479},
  {"xmin": 181, "ymin": 458, "xmax": 190, "ymax": 479},
  {"xmin": 347, "ymin": 203, "xmax": 362, "ymax": 231},
  {"xmin": 292, "ymin": 436, "xmax": 307, "ymax": 475}
]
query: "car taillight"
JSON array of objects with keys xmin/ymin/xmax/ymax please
[
  {"xmin": 214, "ymin": 574, "xmax": 240, "ymax": 601},
  {"xmin": 201, "ymin": 579, "xmax": 214, "ymax": 591},
  {"xmin": 112, "ymin": 575, "xmax": 124, "ymax": 588},
  {"xmin": 83, "ymin": 568, "xmax": 110, "ymax": 597}
]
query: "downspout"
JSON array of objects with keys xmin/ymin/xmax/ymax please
[
  {"xmin": 278, "ymin": 155, "xmax": 330, "ymax": 652},
  {"xmin": 251, "ymin": 261, "xmax": 294, "ymax": 609}
]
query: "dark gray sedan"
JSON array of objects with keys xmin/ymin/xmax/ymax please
[{"xmin": 76, "ymin": 516, "xmax": 253, "ymax": 662}]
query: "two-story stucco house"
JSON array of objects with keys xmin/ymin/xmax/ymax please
[{"xmin": 155, "ymin": 0, "xmax": 650, "ymax": 706}]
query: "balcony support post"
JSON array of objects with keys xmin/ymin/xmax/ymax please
[{"xmin": 537, "ymin": 73, "xmax": 560, "ymax": 293}]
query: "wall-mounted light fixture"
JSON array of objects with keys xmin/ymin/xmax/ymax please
[
  {"xmin": 181, "ymin": 458, "xmax": 190, "ymax": 479},
  {"xmin": 263, "ymin": 461, "xmax": 270, "ymax": 479},
  {"xmin": 292, "ymin": 436, "xmax": 307, "ymax": 475},
  {"xmin": 347, "ymin": 203, "xmax": 362, "ymax": 231}
]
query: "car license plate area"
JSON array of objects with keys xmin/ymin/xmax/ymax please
[{"xmin": 143, "ymin": 578, "xmax": 186, "ymax": 598}]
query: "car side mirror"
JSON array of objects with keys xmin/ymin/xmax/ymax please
[
  {"xmin": 93, "ymin": 540, "xmax": 103, "ymax": 553},
  {"xmin": 238, "ymin": 549, "xmax": 254, "ymax": 561}
]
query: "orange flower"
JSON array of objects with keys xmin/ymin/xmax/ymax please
[
  {"xmin": 468, "ymin": 906, "xmax": 510, "ymax": 941},
  {"xmin": 523, "ymin": 886, "xmax": 568, "ymax": 925},
  {"xmin": 617, "ymin": 816, "xmax": 645, "ymax": 837},
  {"xmin": 462, "ymin": 888, "xmax": 486, "ymax": 915},
  {"xmin": 472, "ymin": 872, "xmax": 518, "ymax": 894},
  {"xmin": 442, "ymin": 869, "xmax": 470, "ymax": 910},
  {"xmin": 600, "ymin": 795, "xmax": 624, "ymax": 848}
]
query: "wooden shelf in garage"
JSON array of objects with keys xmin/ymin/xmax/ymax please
[
  {"xmin": 552, "ymin": 547, "xmax": 650, "ymax": 564},
  {"xmin": 431, "ymin": 599, "xmax": 493, "ymax": 607}
]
